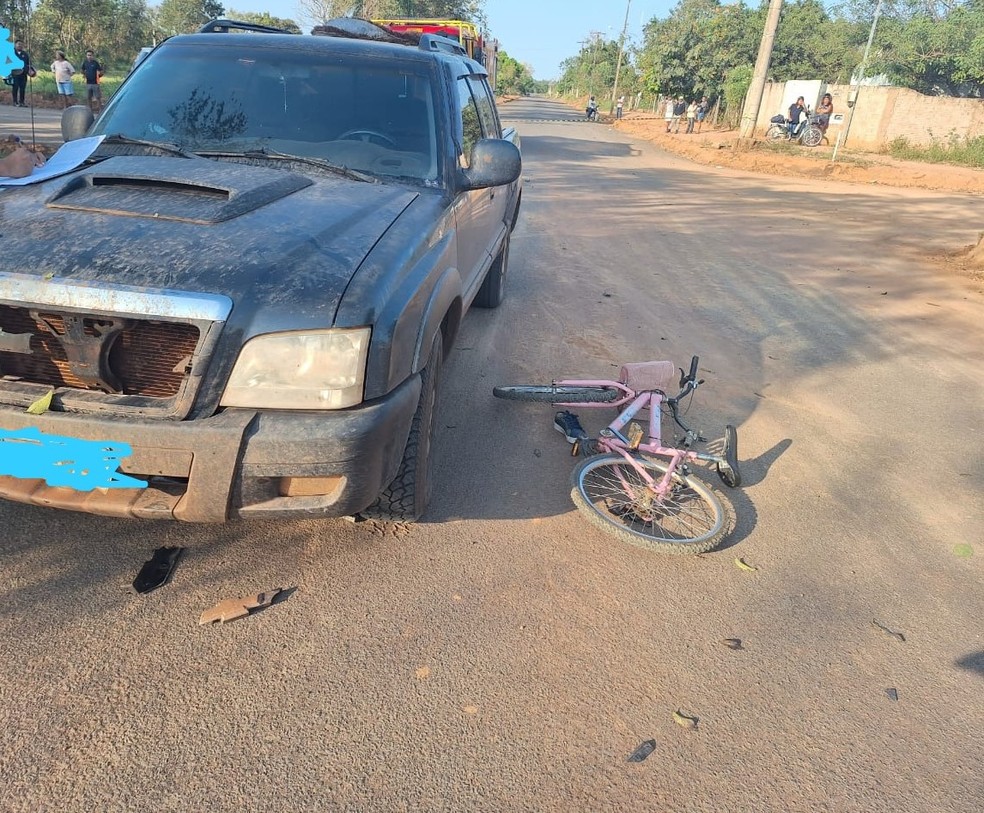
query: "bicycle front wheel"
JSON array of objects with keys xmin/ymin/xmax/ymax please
[
  {"xmin": 801, "ymin": 125, "xmax": 823, "ymax": 147},
  {"xmin": 570, "ymin": 454, "xmax": 732, "ymax": 554},
  {"xmin": 493, "ymin": 385, "xmax": 619, "ymax": 403}
]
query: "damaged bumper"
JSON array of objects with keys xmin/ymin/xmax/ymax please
[{"xmin": 0, "ymin": 373, "xmax": 421, "ymax": 522}]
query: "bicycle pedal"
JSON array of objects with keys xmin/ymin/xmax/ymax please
[{"xmin": 626, "ymin": 421, "xmax": 644, "ymax": 450}]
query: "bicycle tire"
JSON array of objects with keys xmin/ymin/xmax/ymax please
[
  {"xmin": 802, "ymin": 126, "xmax": 823, "ymax": 147},
  {"xmin": 570, "ymin": 453, "xmax": 733, "ymax": 554},
  {"xmin": 492, "ymin": 385, "xmax": 619, "ymax": 403},
  {"xmin": 766, "ymin": 124, "xmax": 786, "ymax": 141},
  {"xmin": 717, "ymin": 424, "xmax": 742, "ymax": 488}
]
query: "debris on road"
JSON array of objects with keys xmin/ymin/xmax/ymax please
[
  {"xmin": 871, "ymin": 619, "xmax": 906, "ymax": 643},
  {"xmin": 132, "ymin": 546, "xmax": 184, "ymax": 594},
  {"xmin": 885, "ymin": 688, "xmax": 899, "ymax": 702},
  {"xmin": 673, "ymin": 710, "xmax": 699, "ymax": 730},
  {"xmin": 199, "ymin": 588, "xmax": 282, "ymax": 625},
  {"xmin": 735, "ymin": 557, "xmax": 758, "ymax": 572},
  {"xmin": 722, "ymin": 638, "xmax": 744, "ymax": 650},
  {"xmin": 627, "ymin": 739, "xmax": 656, "ymax": 762},
  {"xmin": 25, "ymin": 389, "xmax": 53, "ymax": 415}
]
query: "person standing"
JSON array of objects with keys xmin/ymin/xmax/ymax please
[
  {"xmin": 696, "ymin": 96, "xmax": 709, "ymax": 133},
  {"xmin": 685, "ymin": 99, "xmax": 698, "ymax": 133},
  {"xmin": 671, "ymin": 96, "xmax": 685, "ymax": 133},
  {"xmin": 80, "ymin": 50, "xmax": 103, "ymax": 113},
  {"xmin": 616, "ymin": 95, "xmax": 624, "ymax": 120},
  {"xmin": 50, "ymin": 50, "xmax": 75, "ymax": 108},
  {"xmin": 664, "ymin": 97, "xmax": 674, "ymax": 132},
  {"xmin": 816, "ymin": 92, "xmax": 834, "ymax": 135},
  {"xmin": 11, "ymin": 40, "xmax": 31, "ymax": 107}
]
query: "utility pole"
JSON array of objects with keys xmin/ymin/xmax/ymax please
[
  {"xmin": 840, "ymin": 0, "xmax": 884, "ymax": 148},
  {"xmin": 739, "ymin": 0, "xmax": 783, "ymax": 140},
  {"xmin": 610, "ymin": 0, "xmax": 632, "ymax": 114}
]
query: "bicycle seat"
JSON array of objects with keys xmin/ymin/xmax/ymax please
[{"xmin": 619, "ymin": 360, "xmax": 675, "ymax": 392}]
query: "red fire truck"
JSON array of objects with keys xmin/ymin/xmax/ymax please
[{"xmin": 373, "ymin": 18, "xmax": 498, "ymax": 88}]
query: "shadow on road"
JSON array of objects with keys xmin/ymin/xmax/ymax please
[{"xmin": 956, "ymin": 650, "xmax": 984, "ymax": 677}]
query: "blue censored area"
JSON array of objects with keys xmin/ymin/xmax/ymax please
[{"xmin": 0, "ymin": 427, "xmax": 147, "ymax": 490}]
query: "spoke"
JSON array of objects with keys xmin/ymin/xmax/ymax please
[{"xmin": 580, "ymin": 458, "xmax": 718, "ymax": 544}]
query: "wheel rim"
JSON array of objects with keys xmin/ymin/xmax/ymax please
[{"xmin": 576, "ymin": 456, "xmax": 724, "ymax": 545}]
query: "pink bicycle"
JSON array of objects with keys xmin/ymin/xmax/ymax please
[{"xmin": 494, "ymin": 356, "xmax": 741, "ymax": 554}]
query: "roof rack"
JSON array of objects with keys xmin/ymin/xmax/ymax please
[
  {"xmin": 417, "ymin": 34, "xmax": 468, "ymax": 57},
  {"xmin": 199, "ymin": 19, "xmax": 292, "ymax": 34}
]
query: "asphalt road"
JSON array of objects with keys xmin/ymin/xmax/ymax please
[
  {"xmin": 1, "ymin": 96, "xmax": 982, "ymax": 812},
  {"xmin": 0, "ymin": 104, "xmax": 63, "ymax": 145}
]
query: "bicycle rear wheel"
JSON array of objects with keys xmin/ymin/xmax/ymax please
[
  {"xmin": 570, "ymin": 454, "xmax": 732, "ymax": 554},
  {"xmin": 766, "ymin": 124, "xmax": 786, "ymax": 141},
  {"xmin": 493, "ymin": 385, "xmax": 619, "ymax": 403}
]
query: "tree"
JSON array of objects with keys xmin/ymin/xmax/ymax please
[
  {"xmin": 295, "ymin": 0, "xmax": 485, "ymax": 27},
  {"xmin": 31, "ymin": 0, "xmax": 153, "ymax": 69},
  {"xmin": 555, "ymin": 34, "xmax": 625, "ymax": 97},
  {"xmin": 156, "ymin": 0, "xmax": 225, "ymax": 36},
  {"xmin": 495, "ymin": 51, "xmax": 534, "ymax": 95},
  {"xmin": 226, "ymin": 9, "xmax": 302, "ymax": 33}
]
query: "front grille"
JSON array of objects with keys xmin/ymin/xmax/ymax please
[{"xmin": 0, "ymin": 304, "xmax": 200, "ymax": 398}]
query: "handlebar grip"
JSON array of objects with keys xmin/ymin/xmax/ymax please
[{"xmin": 688, "ymin": 355, "xmax": 699, "ymax": 382}]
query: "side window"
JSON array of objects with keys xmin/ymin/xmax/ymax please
[
  {"xmin": 456, "ymin": 77, "xmax": 483, "ymax": 167},
  {"xmin": 467, "ymin": 76, "xmax": 500, "ymax": 138}
]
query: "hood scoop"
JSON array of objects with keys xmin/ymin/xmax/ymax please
[{"xmin": 45, "ymin": 156, "xmax": 313, "ymax": 224}]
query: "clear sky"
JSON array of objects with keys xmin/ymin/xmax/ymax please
[{"xmin": 221, "ymin": 1, "xmax": 677, "ymax": 80}]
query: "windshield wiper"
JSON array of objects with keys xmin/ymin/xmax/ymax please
[
  {"xmin": 200, "ymin": 147, "xmax": 376, "ymax": 183},
  {"xmin": 99, "ymin": 134, "xmax": 198, "ymax": 158}
]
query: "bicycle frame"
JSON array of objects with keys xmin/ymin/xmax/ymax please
[{"xmin": 551, "ymin": 380, "xmax": 725, "ymax": 499}]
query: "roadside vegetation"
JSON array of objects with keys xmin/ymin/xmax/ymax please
[
  {"xmin": 0, "ymin": 1, "xmax": 493, "ymax": 75},
  {"xmin": 885, "ymin": 135, "xmax": 984, "ymax": 169},
  {"xmin": 554, "ymin": 0, "xmax": 984, "ymax": 140}
]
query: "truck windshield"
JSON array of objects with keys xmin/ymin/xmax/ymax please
[{"xmin": 94, "ymin": 41, "xmax": 441, "ymax": 183}]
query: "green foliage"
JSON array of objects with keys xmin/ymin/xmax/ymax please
[
  {"xmin": 868, "ymin": 2, "xmax": 984, "ymax": 94},
  {"xmin": 722, "ymin": 63, "xmax": 753, "ymax": 121},
  {"xmin": 495, "ymin": 51, "xmax": 535, "ymax": 96},
  {"xmin": 226, "ymin": 10, "xmax": 301, "ymax": 33},
  {"xmin": 563, "ymin": 0, "xmax": 983, "ymax": 117},
  {"xmin": 555, "ymin": 33, "xmax": 637, "ymax": 99},
  {"xmin": 886, "ymin": 134, "xmax": 984, "ymax": 167},
  {"xmin": 27, "ymin": 0, "xmax": 154, "ymax": 73},
  {"xmin": 156, "ymin": 0, "xmax": 225, "ymax": 35}
]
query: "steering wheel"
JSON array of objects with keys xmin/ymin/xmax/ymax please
[{"xmin": 337, "ymin": 129, "xmax": 396, "ymax": 149}]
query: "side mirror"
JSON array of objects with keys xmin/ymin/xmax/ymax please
[
  {"xmin": 61, "ymin": 105, "xmax": 95, "ymax": 142},
  {"xmin": 461, "ymin": 139, "xmax": 521, "ymax": 189}
]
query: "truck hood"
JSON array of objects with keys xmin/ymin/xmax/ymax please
[{"xmin": 0, "ymin": 155, "xmax": 419, "ymax": 330}]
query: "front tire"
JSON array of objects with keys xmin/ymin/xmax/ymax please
[
  {"xmin": 570, "ymin": 454, "xmax": 732, "ymax": 554},
  {"xmin": 802, "ymin": 125, "xmax": 823, "ymax": 147},
  {"xmin": 361, "ymin": 332, "xmax": 443, "ymax": 522},
  {"xmin": 474, "ymin": 235, "xmax": 509, "ymax": 309},
  {"xmin": 492, "ymin": 384, "xmax": 619, "ymax": 403}
]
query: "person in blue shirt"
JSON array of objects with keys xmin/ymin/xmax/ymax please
[{"xmin": 787, "ymin": 96, "xmax": 806, "ymax": 137}]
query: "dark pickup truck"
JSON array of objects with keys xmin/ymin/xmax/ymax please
[{"xmin": 0, "ymin": 20, "xmax": 521, "ymax": 522}]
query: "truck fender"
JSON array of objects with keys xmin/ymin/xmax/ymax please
[{"xmin": 412, "ymin": 266, "xmax": 462, "ymax": 374}]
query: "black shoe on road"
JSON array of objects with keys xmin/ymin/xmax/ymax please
[{"xmin": 554, "ymin": 410, "xmax": 588, "ymax": 444}]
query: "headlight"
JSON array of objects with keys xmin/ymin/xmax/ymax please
[{"xmin": 220, "ymin": 328, "xmax": 370, "ymax": 410}]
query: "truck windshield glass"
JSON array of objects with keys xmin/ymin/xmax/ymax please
[{"xmin": 93, "ymin": 42, "xmax": 440, "ymax": 182}]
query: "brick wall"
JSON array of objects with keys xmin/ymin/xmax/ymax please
[{"xmin": 753, "ymin": 81, "xmax": 984, "ymax": 148}]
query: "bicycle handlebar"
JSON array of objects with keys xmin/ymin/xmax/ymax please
[{"xmin": 674, "ymin": 355, "xmax": 703, "ymax": 399}]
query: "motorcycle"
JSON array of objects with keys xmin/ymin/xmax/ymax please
[
  {"xmin": 766, "ymin": 110, "xmax": 824, "ymax": 147},
  {"xmin": 586, "ymin": 103, "xmax": 599, "ymax": 122}
]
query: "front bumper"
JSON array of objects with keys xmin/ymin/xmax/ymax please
[{"xmin": 0, "ymin": 374, "xmax": 421, "ymax": 522}]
